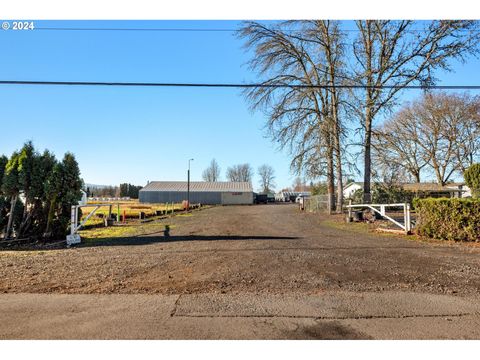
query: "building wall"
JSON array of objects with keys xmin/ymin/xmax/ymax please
[
  {"xmin": 139, "ymin": 191, "xmax": 253, "ymax": 205},
  {"xmin": 221, "ymin": 192, "xmax": 254, "ymax": 205}
]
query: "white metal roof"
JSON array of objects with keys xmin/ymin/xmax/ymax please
[{"xmin": 140, "ymin": 181, "xmax": 253, "ymax": 192}]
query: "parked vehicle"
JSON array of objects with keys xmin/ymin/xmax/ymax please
[{"xmin": 254, "ymin": 194, "xmax": 268, "ymax": 204}]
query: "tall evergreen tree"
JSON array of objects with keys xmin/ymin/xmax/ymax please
[
  {"xmin": 45, "ymin": 153, "xmax": 83, "ymax": 238},
  {"xmin": 2, "ymin": 151, "xmax": 21, "ymax": 239},
  {"xmin": 0, "ymin": 155, "xmax": 9, "ymax": 233},
  {"xmin": 16, "ymin": 142, "xmax": 38, "ymax": 237}
]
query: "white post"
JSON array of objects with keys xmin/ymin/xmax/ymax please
[
  {"xmin": 71, "ymin": 205, "xmax": 76, "ymax": 235},
  {"xmin": 75, "ymin": 206, "xmax": 79, "ymax": 231},
  {"xmin": 67, "ymin": 205, "xmax": 82, "ymax": 246},
  {"xmin": 406, "ymin": 203, "xmax": 411, "ymax": 232},
  {"xmin": 380, "ymin": 205, "xmax": 385, "ymax": 216},
  {"xmin": 403, "ymin": 203, "xmax": 408, "ymax": 234}
]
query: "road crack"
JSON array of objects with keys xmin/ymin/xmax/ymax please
[
  {"xmin": 171, "ymin": 312, "xmax": 479, "ymax": 320},
  {"xmin": 170, "ymin": 294, "xmax": 182, "ymax": 317}
]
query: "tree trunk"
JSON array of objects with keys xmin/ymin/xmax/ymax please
[
  {"xmin": 362, "ymin": 22, "xmax": 373, "ymax": 204},
  {"xmin": 18, "ymin": 196, "xmax": 32, "ymax": 239},
  {"xmin": 4, "ymin": 194, "xmax": 18, "ymax": 239},
  {"xmin": 363, "ymin": 106, "xmax": 373, "ymax": 203},
  {"xmin": 431, "ymin": 159, "xmax": 445, "ymax": 186},
  {"xmin": 414, "ymin": 171, "xmax": 421, "ymax": 183},
  {"xmin": 322, "ymin": 22, "xmax": 343, "ymax": 213},
  {"xmin": 335, "ymin": 152, "xmax": 343, "ymax": 213},
  {"xmin": 44, "ymin": 195, "xmax": 57, "ymax": 237},
  {"xmin": 334, "ymin": 118, "xmax": 343, "ymax": 213},
  {"xmin": 326, "ymin": 139, "xmax": 335, "ymax": 215}
]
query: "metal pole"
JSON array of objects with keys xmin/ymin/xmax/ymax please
[
  {"xmin": 187, "ymin": 168, "xmax": 190, "ymax": 211},
  {"xmin": 187, "ymin": 158, "xmax": 193, "ymax": 212}
]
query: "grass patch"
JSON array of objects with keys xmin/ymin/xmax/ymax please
[
  {"xmin": 322, "ymin": 217, "xmax": 405, "ymax": 238},
  {"xmin": 78, "ymin": 203, "xmax": 207, "ymax": 245},
  {"xmin": 322, "ymin": 218, "xmax": 375, "ymax": 234},
  {"xmin": 81, "ymin": 200, "xmax": 185, "ymax": 222},
  {"xmin": 79, "ymin": 222, "xmax": 175, "ymax": 245}
]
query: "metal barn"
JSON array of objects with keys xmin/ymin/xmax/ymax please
[{"xmin": 139, "ymin": 181, "xmax": 254, "ymax": 205}]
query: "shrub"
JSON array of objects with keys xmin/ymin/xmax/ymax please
[
  {"xmin": 414, "ymin": 198, "xmax": 480, "ymax": 242},
  {"xmin": 348, "ymin": 183, "xmax": 413, "ymax": 204},
  {"xmin": 464, "ymin": 163, "xmax": 480, "ymax": 198}
]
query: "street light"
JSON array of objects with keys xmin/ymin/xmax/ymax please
[{"xmin": 187, "ymin": 158, "xmax": 194, "ymax": 211}]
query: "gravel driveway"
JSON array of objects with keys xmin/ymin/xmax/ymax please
[{"xmin": 0, "ymin": 204, "xmax": 479, "ymax": 339}]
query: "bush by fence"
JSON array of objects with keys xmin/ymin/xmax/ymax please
[
  {"xmin": 414, "ymin": 198, "xmax": 480, "ymax": 242},
  {"xmin": 350, "ymin": 183, "xmax": 414, "ymax": 205}
]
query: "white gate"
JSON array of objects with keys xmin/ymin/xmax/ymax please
[
  {"xmin": 67, "ymin": 203, "xmax": 113, "ymax": 245},
  {"xmin": 346, "ymin": 202, "xmax": 412, "ymax": 234}
]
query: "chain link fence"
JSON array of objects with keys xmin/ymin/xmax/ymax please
[{"xmin": 303, "ymin": 195, "xmax": 331, "ymax": 213}]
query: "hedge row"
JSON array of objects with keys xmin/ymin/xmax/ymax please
[{"xmin": 414, "ymin": 198, "xmax": 480, "ymax": 242}]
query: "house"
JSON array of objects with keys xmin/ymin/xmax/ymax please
[
  {"xmin": 402, "ymin": 183, "xmax": 470, "ymax": 198},
  {"xmin": 343, "ymin": 182, "xmax": 363, "ymax": 199},
  {"xmin": 343, "ymin": 181, "xmax": 471, "ymax": 200}
]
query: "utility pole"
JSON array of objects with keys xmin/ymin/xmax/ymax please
[{"xmin": 187, "ymin": 158, "xmax": 194, "ymax": 211}]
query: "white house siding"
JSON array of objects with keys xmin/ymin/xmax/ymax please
[{"xmin": 343, "ymin": 183, "xmax": 362, "ymax": 199}]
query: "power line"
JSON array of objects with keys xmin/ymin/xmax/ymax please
[
  {"xmin": 1, "ymin": 80, "xmax": 480, "ymax": 89},
  {"xmin": 25, "ymin": 27, "xmax": 480, "ymax": 33},
  {"xmin": 34, "ymin": 27, "xmax": 237, "ymax": 32}
]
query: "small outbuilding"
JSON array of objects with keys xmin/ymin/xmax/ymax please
[{"xmin": 139, "ymin": 181, "xmax": 254, "ymax": 205}]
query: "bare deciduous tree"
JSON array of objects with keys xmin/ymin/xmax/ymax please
[
  {"xmin": 257, "ymin": 164, "xmax": 276, "ymax": 193},
  {"xmin": 350, "ymin": 20, "xmax": 480, "ymax": 202},
  {"xmin": 226, "ymin": 163, "xmax": 253, "ymax": 183},
  {"xmin": 240, "ymin": 20, "xmax": 480, "ymax": 207},
  {"xmin": 418, "ymin": 92, "xmax": 480, "ymax": 184},
  {"xmin": 372, "ymin": 106, "xmax": 430, "ymax": 183},
  {"xmin": 374, "ymin": 92, "xmax": 480, "ymax": 185},
  {"xmin": 292, "ymin": 177, "xmax": 307, "ymax": 192},
  {"xmin": 239, "ymin": 20, "xmax": 347, "ymax": 213},
  {"xmin": 202, "ymin": 158, "xmax": 221, "ymax": 182}
]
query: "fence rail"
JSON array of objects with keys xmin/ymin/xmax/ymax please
[{"xmin": 346, "ymin": 202, "xmax": 412, "ymax": 234}]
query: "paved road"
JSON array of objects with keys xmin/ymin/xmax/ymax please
[
  {"xmin": 1, "ymin": 292, "xmax": 480, "ymax": 339},
  {"xmin": 0, "ymin": 204, "xmax": 479, "ymax": 339}
]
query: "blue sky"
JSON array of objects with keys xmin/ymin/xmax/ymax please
[{"xmin": 1, "ymin": 20, "xmax": 480, "ymax": 189}]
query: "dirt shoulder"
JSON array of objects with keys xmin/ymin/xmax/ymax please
[{"xmin": 0, "ymin": 204, "xmax": 479, "ymax": 297}]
